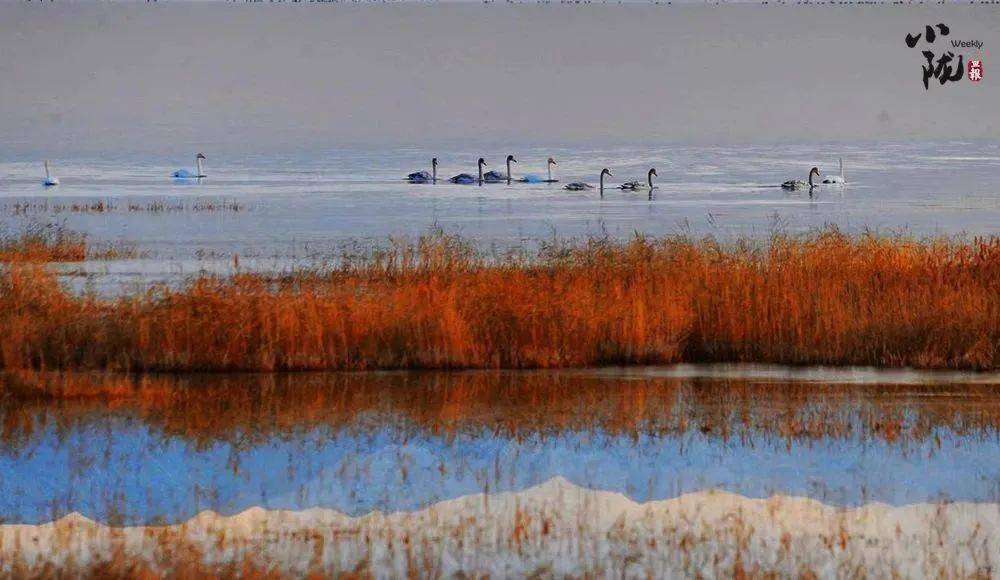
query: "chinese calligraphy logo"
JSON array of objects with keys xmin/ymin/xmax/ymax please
[{"xmin": 905, "ymin": 24, "xmax": 983, "ymax": 89}]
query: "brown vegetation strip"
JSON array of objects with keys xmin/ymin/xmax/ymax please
[
  {"xmin": 0, "ymin": 225, "xmax": 86, "ymax": 263},
  {"xmin": 0, "ymin": 225, "xmax": 140, "ymax": 262},
  {"xmin": 1, "ymin": 230, "xmax": 999, "ymax": 371}
]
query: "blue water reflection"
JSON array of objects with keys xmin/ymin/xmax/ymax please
[{"xmin": 2, "ymin": 416, "xmax": 998, "ymax": 525}]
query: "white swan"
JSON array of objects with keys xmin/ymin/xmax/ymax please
[
  {"xmin": 173, "ymin": 154, "xmax": 206, "ymax": 179},
  {"xmin": 43, "ymin": 161, "xmax": 59, "ymax": 187},
  {"xmin": 520, "ymin": 158, "xmax": 558, "ymax": 183},
  {"xmin": 822, "ymin": 158, "xmax": 846, "ymax": 184}
]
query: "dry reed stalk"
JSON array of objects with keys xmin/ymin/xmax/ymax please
[
  {"xmin": 0, "ymin": 224, "xmax": 86, "ymax": 263},
  {"xmin": 1, "ymin": 230, "xmax": 997, "ymax": 372}
]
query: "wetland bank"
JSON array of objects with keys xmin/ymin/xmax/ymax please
[
  {"xmin": 3, "ymin": 3, "xmax": 1000, "ymax": 573},
  {"xmin": 2, "ymin": 203, "xmax": 999, "ymax": 576}
]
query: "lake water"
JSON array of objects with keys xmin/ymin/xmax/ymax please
[
  {"xmin": 2, "ymin": 141, "xmax": 999, "ymax": 290},
  {"xmin": 2, "ymin": 367, "xmax": 999, "ymax": 526}
]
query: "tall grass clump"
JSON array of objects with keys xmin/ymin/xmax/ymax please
[
  {"xmin": 0, "ymin": 223, "xmax": 137, "ymax": 262},
  {"xmin": 1, "ymin": 229, "xmax": 998, "ymax": 372},
  {"xmin": 686, "ymin": 230, "xmax": 1000, "ymax": 368},
  {"xmin": 0, "ymin": 223, "xmax": 86, "ymax": 263}
]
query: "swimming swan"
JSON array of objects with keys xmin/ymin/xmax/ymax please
[
  {"xmin": 520, "ymin": 158, "xmax": 558, "ymax": 183},
  {"xmin": 407, "ymin": 158, "xmax": 437, "ymax": 183},
  {"xmin": 450, "ymin": 158, "xmax": 487, "ymax": 185},
  {"xmin": 781, "ymin": 167, "xmax": 819, "ymax": 191},
  {"xmin": 173, "ymin": 154, "xmax": 206, "ymax": 179},
  {"xmin": 483, "ymin": 155, "xmax": 516, "ymax": 184},
  {"xmin": 822, "ymin": 158, "xmax": 846, "ymax": 184},
  {"xmin": 565, "ymin": 168, "xmax": 612, "ymax": 194},
  {"xmin": 43, "ymin": 161, "xmax": 59, "ymax": 187},
  {"xmin": 620, "ymin": 168, "xmax": 657, "ymax": 192}
]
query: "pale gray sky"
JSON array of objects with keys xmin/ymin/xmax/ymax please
[{"xmin": 1, "ymin": 3, "xmax": 996, "ymax": 155}]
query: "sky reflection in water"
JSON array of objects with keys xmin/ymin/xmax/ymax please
[{"xmin": 1, "ymin": 370, "xmax": 998, "ymax": 525}]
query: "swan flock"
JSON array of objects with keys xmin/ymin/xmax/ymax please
[{"xmin": 31, "ymin": 153, "xmax": 850, "ymax": 196}]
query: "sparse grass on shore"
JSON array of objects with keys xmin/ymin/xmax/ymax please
[
  {"xmin": 1, "ymin": 472, "xmax": 997, "ymax": 579},
  {"xmin": 1, "ymin": 229, "xmax": 998, "ymax": 372}
]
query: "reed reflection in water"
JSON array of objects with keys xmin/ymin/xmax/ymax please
[{"xmin": 1, "ymin": 369, "xmax": 999, "ymax": 525}]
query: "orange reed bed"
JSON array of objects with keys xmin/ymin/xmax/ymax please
[
  {"xmin": 0, "ymin": 224, "xmax": 86, "ymax": 263},
  {"xmin": 0, "ymin": 224, "xmax": 137, "ymax": 262},
  {"xmin": 1, "ymin": 230, "xmax": 998, "ymax": 371}
]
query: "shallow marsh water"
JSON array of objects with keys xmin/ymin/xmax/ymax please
[{"xmin": 2, "ymin": 367, "xmax": 999, "ymax": 526}]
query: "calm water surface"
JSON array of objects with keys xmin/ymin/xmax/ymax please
[
  {"xmin": 1, "ymin": 368, "xmax": 999, "ymax": 525},
  {"xmin": 1, "ymin": 141, "xmax": 999, "ymax": 290}
]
